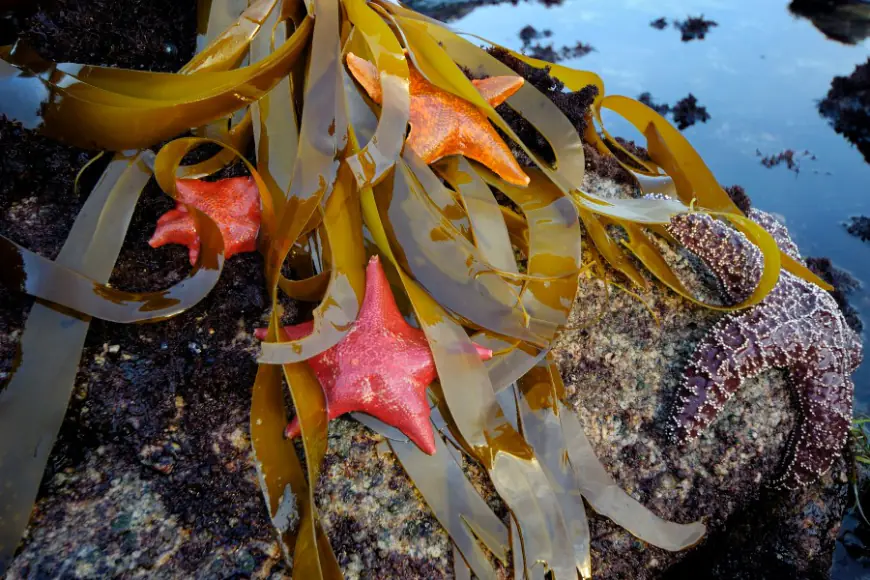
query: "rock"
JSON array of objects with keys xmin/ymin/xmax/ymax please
[{"xmin": 5, "ymin": 165, "xmax": 853, "ymax": 579}]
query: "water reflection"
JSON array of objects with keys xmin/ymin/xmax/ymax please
[
  {"xmin": 789, "ymin": 0, "xmax": 870, "ymax": 45},
  {"xmin": 819, "ymin": 58, "xmax": 870, "ymax": 164}
]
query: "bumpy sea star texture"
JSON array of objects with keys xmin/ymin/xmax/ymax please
[
  {"xmin": 148, "ymin": 177, "xmax": 260, "ymax": 266},
  {"xmin": 345, "ymin": 52, "xmax": 530, "ymax": 186},
  {"xmin": 255, "ymin": 256, "xmax": 492, "ymax": 454},
  {"xmin": 667, "ymin": 210, "xmax": 862, "ymax": 488}
]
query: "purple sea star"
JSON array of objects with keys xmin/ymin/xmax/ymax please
[{"xmin": 666, "ymin": 209, "xmax": 862, "ymax": 488}]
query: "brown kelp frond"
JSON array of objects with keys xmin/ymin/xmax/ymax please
[{"xmin": 2, "ymin": 0, "xmax": 839, "ymax": 575}]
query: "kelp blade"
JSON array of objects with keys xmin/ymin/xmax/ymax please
[
  {"xmin": 343, "ymin": 0, "xmax": 410, "ymax": 188},
  {"xmin": 0, "ymin": 229, "xmax": 223, "ymax": 323},
  {"xmin": 0, "ymin": 152, "xmax": 153, "ymax": 572},
  {"xmin": 0, "ymin": 17, "xmax": 312, "ymax": 150},
  {"xmin": 515, "ymin": 361, "xmax": 592, "ymax": 578},
  {"xmin": 388, "ymin": 435, "xmax": 508, "ymax": 578},
  {"xmin": 559, "ymin": 407, "xmax": 706, "ymax": 551}
]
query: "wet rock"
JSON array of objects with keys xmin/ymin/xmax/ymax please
[{"xmin": 552, "ymin": 176, "xmax": 851, "ymax": 577}]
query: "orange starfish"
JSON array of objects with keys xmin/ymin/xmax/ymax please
[
  {"xmin": 346, "ymin": 52, "xmax": 531, "ymax": 186},
  {"xmin": 255, "ymin": 256, "xmax": 493, "ymax": 454},
  {"xmin": 148, "ymin": 177, "xmax": 261, "ymax": 266}
]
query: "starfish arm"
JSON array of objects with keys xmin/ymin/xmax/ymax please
[
  {"xmin": 148, "ymin": 207, "xmax": 200, "ymax": 266},
  {"xmin": 774, "ymin": 358, "xmax": 853, "ymax": 488},
  {"xmin": 458, "ymin": 120, "xmax": 530, "ymax": 186},
  {"xmin": 357, "ymin": 380, "xmax": 437, "ymax": 454},
  {"xmin": 472, "ymin": 76, "xmax": 524, "ymax": 107},
  {"xmin": 346, "ymin": 52, "xmax": 383, "ymax": 104}
]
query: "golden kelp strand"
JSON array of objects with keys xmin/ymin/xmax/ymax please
[
  {"xmin": 559, "ymin": 406, "xmax": 706, "ymax": 551},
  {"xmin": 515, "ymin": 360, "xmax": 592, "ymax": 578},
  {"xmin": 256, "ymin": 0, "xmax": 348, "ymax": 573},
  {"xmin": 195, "ymin": 0, "xmax": 253, "ymax": 59},
  {"xmin": 251, "ymin": 11, "xmax": 299, "ymax": 204},
  {"xmin": 635, "ymin": 104, "xmax": 830, "ymax": 290},
  {"xmin": 0, "ymin": 152, "xmax": 153, "ymax": 572},
  {"xmin": 358, "ymin": 127, "xmax": 569, "ymax": 575},
  {"xmin": 388, "ymin": 435, "xmax": 508, "ymax": 578},
  {"xmin": 0, "ymin": 232, "xmax": 222, "ymax": 323},
  {"xmin": 378, "ymin": 160, "xmax": 552, "ymax": 345},
  {"xmin": 437, "ymin": 157, "xmax": 518, "ymax": 275},
  {"xmin": 0, "ymin": 16, "xmax": 312, "ymax": 150},
  {"xmin": 343, "ymin": 0, "xmax": 410, "ymax": 188},
  {"xmin": 476, "ymin": 168, "xmax": 582, "ymax": 325},
  {"xmin": 250, "ymin": 362, "xmax": 311, "ymax": 562},
  {"xmin": 258, "ymin": 13, "xmax": 366, "ymax": 366}
]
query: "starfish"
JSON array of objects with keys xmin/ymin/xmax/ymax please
[
  {"xmin": 346, "ymin": 52, "xmax": 531, "ymax": 187},
  {"xmin": 255, "ymin": 256, "xmax": 493, "ymax": 454},
  {"xmin": 148, "ymin": 176, "xmax": 261, "ymax": 266},
  {"xmin": 666, "ymin": 209, "xmax": 862, "ymax": 488}
]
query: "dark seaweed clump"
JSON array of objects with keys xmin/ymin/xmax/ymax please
[
  {"xmin": 806, "ymin": 257, "xmax": 863, "ymax": 333},
  {"xmin": 670, "ymin": 95, "xmax": 710, "ymax": 130},
  {"xmin": 818, "ymin": 58, "xmax": 870, "ymax": 164},
  {"xmin": 518, "ymin": 25, "xmax": 594, "ymax": 62},
  {"xmin": 483, "ymin": 47, "xmax": 599, "ymax": 166},
  {"xmin": 638, "ymin": 93, "xmax": 711, "ymax": 130},
  {"xmin": 638, "ymin": 92, "xmax": 671, "ymax": 115},
  {"xmin": 674, "ymin": 16, "xmax": 718, "ymax": 42},
  {"xmin": 755, "ymin": 149, "xmax": 815, "ymax": 174},
  {"xmin": 650, "ymin": 17, "xmax": 668, "ymax": 30},
  {"xmin": 725, "ymin": 185, "xmax": 752, "ymax": 214},
  {"xmin": 845, "ymin": 216, "xmax": 870, "ymax": 242}
]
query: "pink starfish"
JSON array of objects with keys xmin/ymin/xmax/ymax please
[
  {"xmin": 148, "ymin": 177, "xmax": 261, "ymax": 265},
  {"xmin": 255, "ymin": 256, "xmax": 493, "ymax": 454}
]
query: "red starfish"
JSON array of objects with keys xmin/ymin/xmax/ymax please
[
  {"xmin": 148, "ymin": 177, "xmax": 261, "ymax": 266},
  {"xmin": 255, "ymin": 256, "xmax": 493, "ymax": 454}
]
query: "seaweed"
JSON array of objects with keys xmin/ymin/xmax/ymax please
[
  {"xmin": 0, "ymin": 0, "xmax": 833, "ymax": 576},
  {"xmin": 756, "ymin": 148, "xmax": 816, "ymax": 174},
  {"xmin": 518, "ymin": 26, "xmax": 594, "ymax": 63},
  {"xmin": 673, "ymin": 15, "xmax": 718, "ymax": 42}
]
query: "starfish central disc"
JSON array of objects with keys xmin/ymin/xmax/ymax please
[
  {"xmin": 346, "ymin": 52, "xmax": 531, "ymax": 187},
  {"xmin": 255, "ymin": 256, "xmax": 493, "ymax": 454}
]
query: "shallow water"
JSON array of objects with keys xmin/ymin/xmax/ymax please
[
  {"xmin": 409, "ymin": 0, "xmax": 870, "ymax": 403},
  {"xmin": 405, "ymin": 0, "xmax": 870, "ymax": 576}
]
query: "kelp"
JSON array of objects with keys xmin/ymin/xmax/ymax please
[
  {"xmin": 0, "ymin": 0, "xmax": 830, "ymax": 576},
  {"xmin": 0, "ymin": 152, "xmax": 153, "ymax": 571}
]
